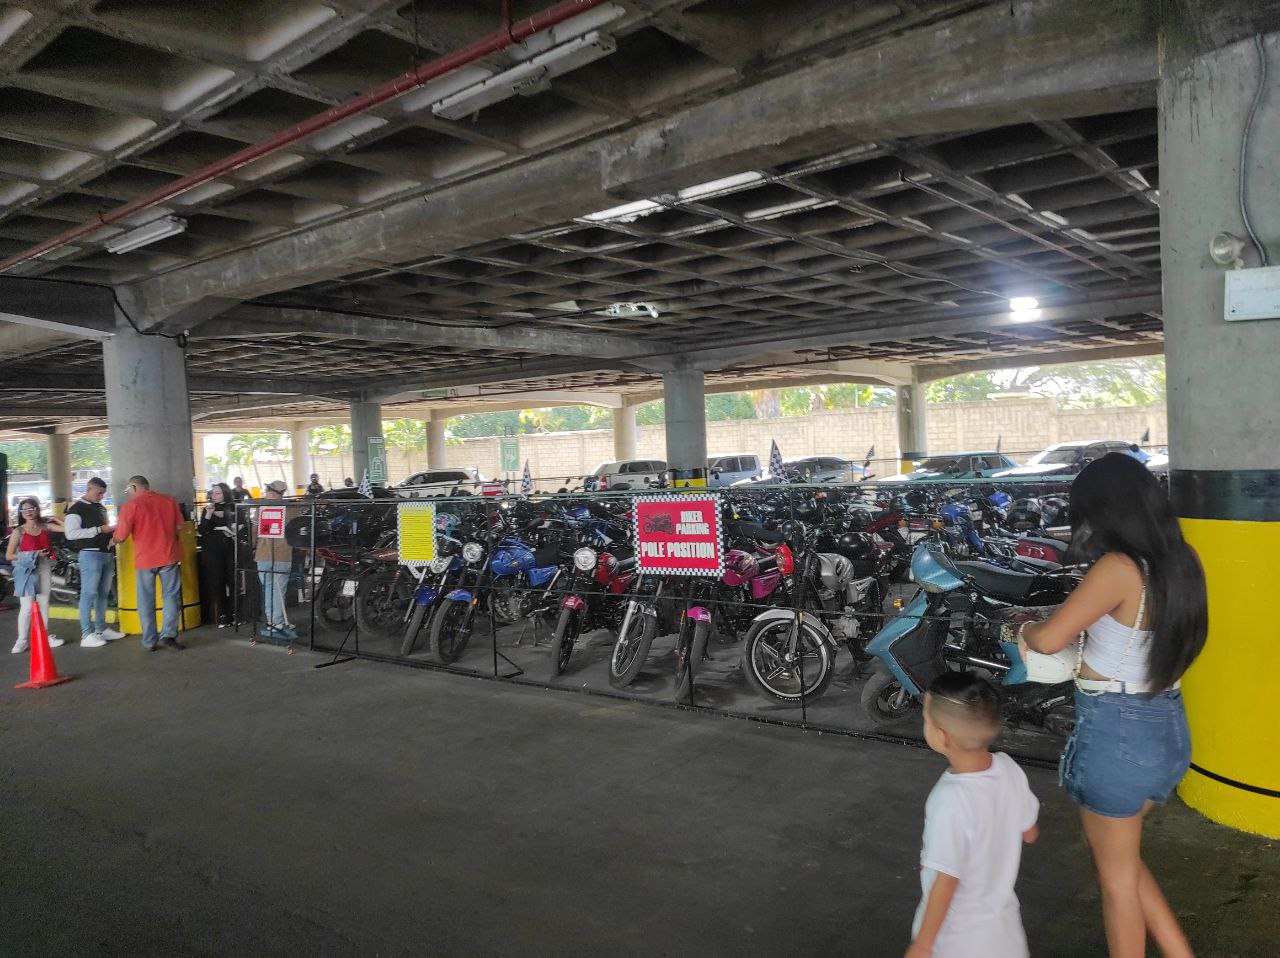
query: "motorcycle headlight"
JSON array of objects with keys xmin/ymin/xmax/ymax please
[
  {"xmin": 573, "ymin": 547, "xmax": 597, "ymax": 572},
  {"xmin": 462, "ymin": 542, "xmax": 484, "ymax": 564},
  {"xmin": 429, "ymin": 556, "xmax": 451, "ymax": 574}
]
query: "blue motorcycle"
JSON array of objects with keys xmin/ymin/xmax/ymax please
[
  {"xmin": 399, "ymin": 533, "xmax": 466, "ymax": 657},
  {"xmin": 860, "ymin": 543, "xmax": 1077, "ymax": 737}
]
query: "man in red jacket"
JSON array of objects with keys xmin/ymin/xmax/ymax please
[{"xmin": 114, "ymin": 475, "xmax": 187, "ymax": 651}]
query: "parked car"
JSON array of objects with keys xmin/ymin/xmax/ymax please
[
  {"xmin": 881, "ymin": 451, "xmax": 1019, "ymax": 483},
  {"xmin": 992, "ymin": 440, "xmax": 1136, "ymax": 480},
  {"xmin": 707, "ymin": 453, "xmax": 762, "ymax": 487},
  {"xmin": 394, "ymin": 467, "xmax": 488, "ymax": 498},
  {"xmin": 584, "ymin": 459, "xmax": 667, "ymax": 491}
]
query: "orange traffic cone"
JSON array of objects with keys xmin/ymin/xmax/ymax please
[{"xmin": 15, "ymin": 601, "xmax": 74, "ymax": 690}]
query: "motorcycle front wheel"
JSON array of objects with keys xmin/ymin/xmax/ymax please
[
  {"xmin": 355, "ymin": 568, "xmax": 414, "ymax": 639},
  {"xmin": 609, "ymin": 608, "xmax": 657, "ymax": 688},
  {"xmin": 316, "ymin": 575, "xmax": 355, "ymax": 628},
  {"xmin": 428, "ymin": 599, "xmax": 472, "ymax": 664},
  {"xmin": 860, "ymin": 667, "xmax": 921, "ymax": 726},
  {"xmin": 741, "ymin": 618, "xmax": 834, "ymax": 706},
  {"xmin": 549, "ymin": 605, "xmax": 580, "ymax": 677},
  {"xmin": 673, "ymin": 621, "xmax": 710, "ymax": 705},
  {"xmin": 400, "ymin": 601, "xmax": 429, "ymax": 657}
]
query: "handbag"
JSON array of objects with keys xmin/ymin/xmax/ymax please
[{"xmin": 1008, "ymin": 567, "xmax": 1147, "ymax": 687}]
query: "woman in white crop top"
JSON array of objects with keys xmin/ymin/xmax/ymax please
[{"xmin": 1018, "ymin": 454, "xmax": 1207, "ymax": 958}]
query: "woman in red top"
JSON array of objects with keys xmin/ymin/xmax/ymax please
[{"xmin": 6, "ymin": 497, "xmax": 65, "ymax": 654}]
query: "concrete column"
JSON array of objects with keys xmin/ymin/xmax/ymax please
[
  {"xmin": 895, "ymin": 370, "xmax": 928, "ymax": 471},
  {"xmin": 350, "ymin": 400, "xmax": 383, "ymax": 482},
  {"xmin": 612, "ymin": 403, "xmax": 637, "ymax": 461},
  {"xmin": 192, "ymin": 433, "xmax": 205, "ymax": 492},
  {"xmin": 290, "ymin": 422, "xmax": 310, "ymax": 491},
  {"xmin": 662, "ymin": 368, "xmax": 707, "ymax": 486},
  {"xmin": 1161, "ymin": 30, "xmax": 1280, "ymax": 838},
  {"xmin": 425, "ymin": 416, "xmax": 447, "ymax": 470},
  {"xmin": 103, "ymin": 320, "xmax": 194, "ymax": 507},
  {"xmin": 47, "ymin": 432, "xmax": 72, "ymax": 506}
]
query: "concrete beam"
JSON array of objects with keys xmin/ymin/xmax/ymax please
[
  {"xmin": 374, "ymin": 358, "xmax": 630, "ymax": 403},
  {"xmin": 915, "ymin": 341, "xmax": 1164, "ymax": 382},
  {"xmin": 0, "ymin": 368, "xmax": 347, "ymax": 397},
  {"xmin": 199, "ymin": 305, "xmax": 650, "ymax": 361},
  {"xmin": 131, "ymin": 0, "xmax": 1163, "ymax": 325},
  {"xmin": 0, "ymin": 323, "xmax": 79, "ymax": 359},
  {"xmin": 0, "ymin": 278, "xmax": 114, "ymax": 337}
]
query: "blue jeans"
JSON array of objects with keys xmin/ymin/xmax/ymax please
[
  {"xmin": 1060, "ymin": 688, "xmax": 1191, "ymax": 818},
  {"xmin": 137, "ymin": 563, "xmax": 183, "ymax": 648},
  {"xmin": 77, "ymin": 550, "xmax": 114, "ymax": 637},
  {"xmin": 257, "ymin": 559, "xmax": 291, "ymax": 630}
]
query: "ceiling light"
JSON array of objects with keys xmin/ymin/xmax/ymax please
[
  {"xmin": 603, "ymin": 302, "xmax": 659, "ymax": 319},
  {"xmin": 1009, "ymin": 296, "xmax": 1039, "ymax": 313},
  {"xmin": 581, "ymin": 200, "xmax": 661, "ymax": 223},
  {"xmin": 677, "ymin": 172, "xmax": 765, "ymax": 201},
  {"xmin": 104, "ymin": 216, "xmax": 187, "ymax": 254},
  {"xmin": 1209, "ymin": 231, "xmax": 1246, "ymax": 268},
  {"xmin": 433, "ymin": 31, "xmax": 617, "ymax": 120}
]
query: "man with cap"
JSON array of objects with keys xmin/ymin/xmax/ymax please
[{"xmin": 253, "ymin": 480, "xmax": 296, "ymax": 640}]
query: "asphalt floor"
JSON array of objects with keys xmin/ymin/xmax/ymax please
[{"xmin": 1, "ymin": 611, "xmax": 1277, "ymax": 957}]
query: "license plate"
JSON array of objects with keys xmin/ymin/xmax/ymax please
[
  {"xmin": 312, "ymin": 561, "xmax": 325, "ymax": 574},
  {"xmin": 341, "ymin": 579, "xmax": 357, "ymax": 598}
]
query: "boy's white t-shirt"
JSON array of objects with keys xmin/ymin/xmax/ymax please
[{"xmin": 911, "ymin": 751, "xmax": 1039, "ymax": 958}]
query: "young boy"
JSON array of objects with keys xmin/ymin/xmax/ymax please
[{"xmin": 907, "ymin": 672, "xmax": 1040, "ymax": 958}]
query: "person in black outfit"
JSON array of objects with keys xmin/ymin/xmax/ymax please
[
  {"xmin": 230, "ymin": 477, "xmax": 249, "ymax": 502},
  {"xmin": 198, "ymin": 482, "xmax": 238, "ymax": 627},
  {"xmin": 306, "ymin": 473, "xmax": 325, "ymax": 496}
]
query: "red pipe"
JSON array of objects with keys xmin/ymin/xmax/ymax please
[{"xmin": 0, "ymin": 0, "xmax": 614, "ymax": 275}]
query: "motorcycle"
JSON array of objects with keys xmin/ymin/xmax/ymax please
[
  {"xmin": 738, "ymin": 521, "xmax": 885, "ymax": 707},
  {"xmin": 548, "ymin": 535, "xmax": 637, "ymax": 677},
  {"xmin": 399, "ymin": 533, "xmax": 467, "ymax": 656},
  {"xmin": 860, "ymin": 543, "xmax": 1078, "ymax": 736}
]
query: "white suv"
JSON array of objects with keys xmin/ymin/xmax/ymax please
[
  {"xmin": 585, "ymin": 459, "xmax": 667, "ymax": 491},
  {"xmin": 394, "ymin": 467, "xmax": 487, "ymax": 498}
]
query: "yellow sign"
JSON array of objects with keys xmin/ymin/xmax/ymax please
[{"xmin": 397, "ymin": 502, "xmax": 437, "ymax": 566}]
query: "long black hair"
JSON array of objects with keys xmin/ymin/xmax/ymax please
[
  {"xmin": 1069, "ymin": 453, "xmax": 1207, "ymax": 692},
  {"xmin": 210, "ymin": 483, "xmax": 235, "ymax": 524}
]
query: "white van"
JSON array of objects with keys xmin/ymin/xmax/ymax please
[{"xmin": 585, "ymin": 459, "xmax": 667, "ymax": 491}]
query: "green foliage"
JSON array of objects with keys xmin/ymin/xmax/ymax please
[
  {"xmin": 309, "ymin": 424, "xmax": 351, "ymax": 454},
  {"xmin": 70, "ymin": 437, "xmax": 111, "ymax": 468},
  {"xmin": 384, "ymin": 419, "xmax": 425, "ymax": 449},
  {"xmin": 706, "ymin": 393, "xmax": 756, "ymax": 420},
  {"xmin": 635, "ymin": 400, "xmax": 664, "ymax": 426},
  {"xmin": 0, "ymin": 440, "xmax": 46, "ymax": 473},
  {"xmin": 925, "ymin": 357, "xmax": 1166, "ymax": 408}
]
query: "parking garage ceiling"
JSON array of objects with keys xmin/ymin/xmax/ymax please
[{"xmin": 2, "ymin": 0, "xmax": 1267, "ymax": 434}]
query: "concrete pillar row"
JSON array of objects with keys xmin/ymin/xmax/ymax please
[
  {"xmin": 349, "ymin": 400, "xmax": 383, "ymax": 483},
  {"xmin": 47, "ymin": 432, "xmax": 71, "ymax": 506},
  {"xmin": 895, "ymin": 370, "xmax": 928, "ymax": 472},
  {"xmin": 1161, "ymin": 29, "xmax": 1280, "ymax": 838},
  {"xmin": 290, "ymin": 422, "xmax": 311, "ymax": 492},
  {"xmin": 425, "ymin": 416, "xmax": 447, "ymax": 470},
  {"xmin": 662, "ymin": 369, "xmax": 707, "ymax": 486},
  {"xmin": 103, "ymin": 319, "xmax": 194, "ymax": 508},
  {"xmin": 612, "ymin": 403, "xmax": 637, "ymax": 461}
]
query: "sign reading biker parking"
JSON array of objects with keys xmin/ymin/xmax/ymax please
[{"xmin": 632, "ymin": 494, "xmax": 723, "ymax": 576}]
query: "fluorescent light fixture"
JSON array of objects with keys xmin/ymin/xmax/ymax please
[
  {"xmin": 677, "ymin": 171, "xmax": 765, "ymax": 201},
  {"xmin": 104, "ymin": 215, "xmax": 187, "ymax": 254},
  {"xmin": 1009, "ymin": 296, "xmax": 1039, "ymax": 312},
  {"xmin": 603, "ymin": 302, "xmax": 660, "ymax": 319},
  {"xmin": 745, "ymin": 197, "xmax": 825, "ymax": 220},
  {"xmin": 433, "ymin": 31, "xmax": 617, "ymax": 120},
  {"xmin": 580, "ymin": 199, "xmax": 661, "ymax": 223},
  {"xmin": 397, "ymin": 66, "xmax": 493, "ymax": 114}
]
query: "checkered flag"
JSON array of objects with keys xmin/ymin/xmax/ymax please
[
  {"xmin": 520, "ymin": 460, "xmax": 533, "ymax": 495},
  {"xmin": 768, "ymin": 439, "xmax": 788, "ymax": 484},
  {"xmin": 357, "ymin": 469, "xmax": 373, "ymax": 498}
]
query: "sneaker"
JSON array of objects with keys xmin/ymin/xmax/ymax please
[
  {"xmin": 160, "ymin": 636, "xmax": 186, "ymax": 651},
  {"xmin": 99, "ymin": 628, "xmax": 125, "ymax": 641},
  {"xmin": 47, "ymin": 635, "xmax": 64, "ymax": 648},
  {"xmin": 258, "ymin": 626, "xmax": 281, "ymax": 640},
  {"xmin": 11, "ymin": 638, "xmax": 28, "ymax": 654},
  {"xmin": 81, "ymin": 633, "xmax": 108, "ymax": 648},
  {"xmin": 278, "ymin": 625, "xmax": 298, "ymax": 640}
]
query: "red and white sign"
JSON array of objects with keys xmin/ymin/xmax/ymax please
[
  {"xmin": 257, "ymin": 505, "xmax": 286, "ymax": 539},
  {"xmin": 632, "ymin": 494, "xmax": 723, "ymax": 576},
  {"xmin": 481, "ymin": 481, "xmax": 506, "ymax": 497}
]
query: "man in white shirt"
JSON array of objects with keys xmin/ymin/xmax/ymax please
[{"xmin": 63, "ymin": 477, "xmax": 125, "ymax": 647}]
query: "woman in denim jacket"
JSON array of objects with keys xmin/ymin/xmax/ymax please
[{"xmin": 6, "ymin": 497, "xmax": 66, "ymax": 654}]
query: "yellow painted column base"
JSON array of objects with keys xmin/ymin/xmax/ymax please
[
  {"xmin": 1178, "ymin": 517, "xmax": 1280, "ymax": 838},
  {"xmin": 115, "ymin": 521, "xmax": 203, "ymax": 634}
]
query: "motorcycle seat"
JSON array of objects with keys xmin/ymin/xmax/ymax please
[
  {"xmin": 728, "ymin": 520, "xmax": 783, "ymax": 544},
  {"xmin": 953, "ymin": 561, "xmax": 1038, "ymax": 601}
]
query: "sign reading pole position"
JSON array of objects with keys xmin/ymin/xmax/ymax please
[
  {"xmin": 633, "ymin": 494, "xmax": 723, "ymax": 576},
  {"xmin": 258, "ymin": 505, "xmax": 286, "ymax": 539},
  {"xmin": 398, "ymin": 501, "xmax": 436, "ymax": 567}
]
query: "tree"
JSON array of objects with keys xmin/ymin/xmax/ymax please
[
  {"xmin": 70, "ymin": 437, "xmax": 110, "ymax": 469},
  {"xmin": 310, "ymin": 424, "xmax": 352, "ymax": 480},
  {"xmin": 925, "ymin": 357, "xmax": 1166, "ymax": 407},
  {"xmin": 225, "ymin": 433, "xmax": 285, "ymax": 487},
  {"xmin": 746, "ymin": 388, "xmax": 781, "ymax": 420},
  {"xmin": 0, "ymin": 441, "xmax": 46, "ymax": 473}
]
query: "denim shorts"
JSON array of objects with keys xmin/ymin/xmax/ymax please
[{"xmin": 1059, "ymin": 687, "xmax": 1191, "ymax": 818}]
